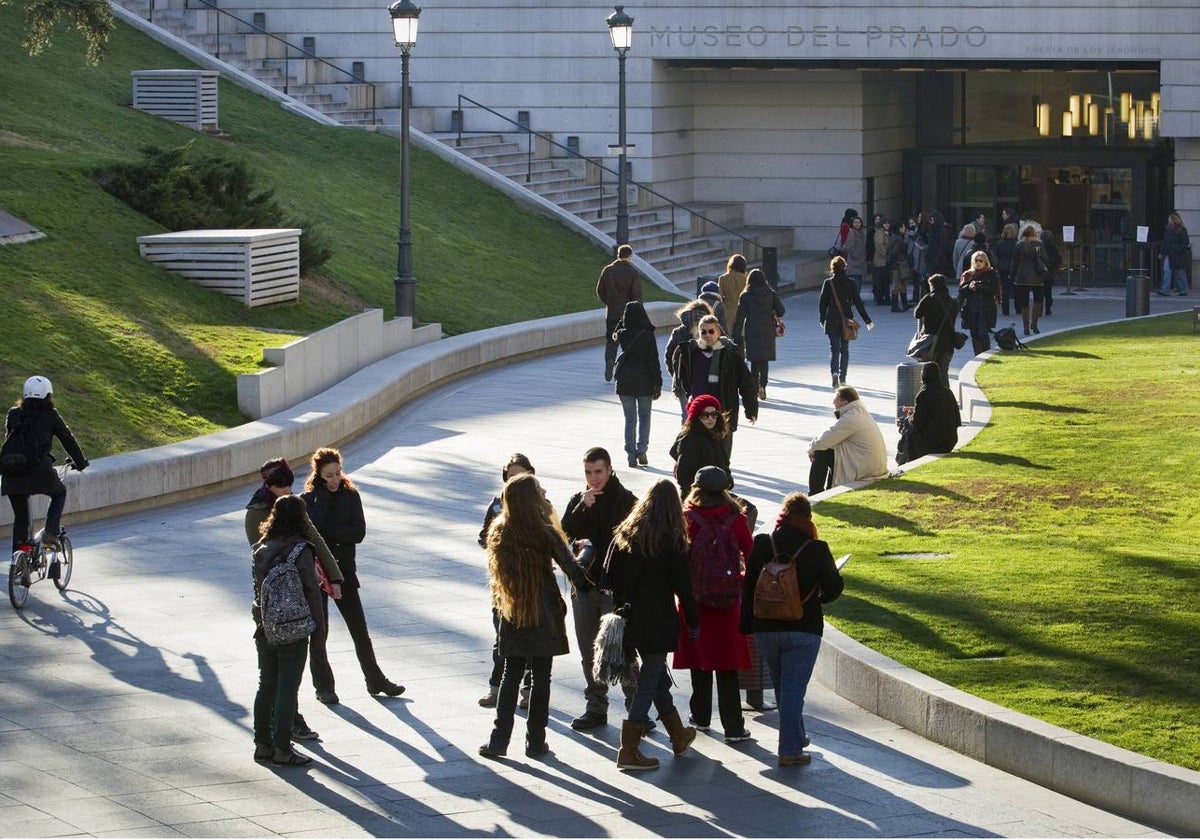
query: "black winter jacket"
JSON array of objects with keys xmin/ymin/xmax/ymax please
[
  {"xmin": 739, "ymin": 525, "xmax": 843, "ymax": 636},
  {"xmin": 669, "ymin": 428, "xmax": 730, "ymax": 495},
  {"xmin": 603, "ymin": 539, "xmax": 699, "ymax": 653},
  {"xmin": 613, "ymin": 302, "xmax": 662, "ymax": 398},
  {"xmin": 672, "ymin": 338, "xmax": 759, "ymax": 431},
  {"xmin": 733, "ymin": 283, "xmax": 785, "ymax": 363},
  {"xmin": 301, "ymin": 484, "xmax": 366, "ymax": 589},
  {"xmin": 909, "ymin": 383, "xmax": 961, "ymax": 458},
  {"xmin": 913, "ymin": 291, "xmax": 960, "ymax": 357},
  {"xmin": 561, "ymin": 473, "xmax": 637, "ymax": 585},
  {"xmin": 1, "ymin": 404, "xmax": 88, "ymax": 498},
  {"xmin": 818, "ymin": 273, "xmax": 872, "ymax": 338}
]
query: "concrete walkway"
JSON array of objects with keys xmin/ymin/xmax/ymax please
[{"xmin": 0, "ymin": 287, "xmax": 1190, "ymax": 837}]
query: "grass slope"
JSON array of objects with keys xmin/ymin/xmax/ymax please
[
  {"xmin": 821, "ymin": 313, "xmax": 1200, "ymax": 770},
  {"xmin": 0, "ymin": 6, "xmax": 663, "ymax": 453}
]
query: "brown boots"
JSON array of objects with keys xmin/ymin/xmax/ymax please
[
  {"xmin": 1030, "ymin": 303, "xmax": 1042, "ymax": 334},
  {"xmin": 661, "ymin": 708, "xmax": 697, "ymax": 756},
  {"xmin": 617, "ymin": 720, "xmax": 658, "ymax": 770},
  {"xmin": 616, "ymin": 709, "xmax": 697, "ymax": 770}
]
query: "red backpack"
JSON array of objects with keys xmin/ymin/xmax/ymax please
[{"xmin": 686, "ymin": 508, "xmax": 743, "ymax": 607}]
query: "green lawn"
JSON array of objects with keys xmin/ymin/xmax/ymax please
[
  {"xmin": 820, "ymin": 313, "xmax": 1200, "ymax": 770},
  {"xmin": 0, "ymin": 5, "xmax": 668, "ymax": 454}
]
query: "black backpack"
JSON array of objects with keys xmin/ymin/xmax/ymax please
[
  {"xmin": 0, "ymin": 414, "xmax": 41, "ymax": 476},
  {"xmin": 993, "ymin": 325, "xmax": 1027, "ymax": 352}
]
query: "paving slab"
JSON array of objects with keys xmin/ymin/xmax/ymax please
[{"xmin": 0, "ymin": 287, "xmax": 1191, "ymax": 837}]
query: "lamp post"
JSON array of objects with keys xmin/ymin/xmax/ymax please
[
  {"xmin": 606, "ymin": 5, "xmax": 633, "ymax": 252},
  {"xmin": 389, "ymin": 0, "xmax": 421, "ymax": 320}
]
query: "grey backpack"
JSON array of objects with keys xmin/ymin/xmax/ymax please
[{"xmin": 259, "ymin": 542, "xmax": 316, "ymax": 646}]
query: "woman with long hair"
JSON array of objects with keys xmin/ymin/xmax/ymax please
[
  {"xmin": 817, "ymin": 255, "xmax": 873, "ymax": 390},
  {"xmin": 252, "ymin": 495, "xmax": 325, "ymax": 767},
  {"xmin": 669, "ymin": 394, "xmax": 730, "ymax": 495},
  {"xmin": 301, "ymin": 447, "xmax": 403, "ymax": 705},
  {"xmin": 994, "ymin": 223, "xmax": 1018, "ymax": 316},
  {"xmin": 718, "ymin": 253, "xmax": 749, "ymax": 334},
  {"xmin": 602, "ymin": 480, "xmax": 701, "ymax": 771},
  {"xmin": 672, "ymin": 467, "xmax": 753, "ymax": 743},
  {"xmin": 480, "ymin": 474, "xmax": 590, "ymax": 759},
  {"xmin": 959, "ymin": 251, "xmax": 1000, "ymax": 354},
  {"xmin": 1160, "ymin": 212, "xmax": 1191, "ymax": 296},
  {"xmin": 732, "ymin": 268, "xmax": 786, "ymax": 401},
  {"xmin": 913, "ymin": 274, "xmax": 959, "ymax": 388},
  {"xmin": 665, "ymin": 300, "xmax": 714, "ymax": 422},
  {"xmin": 739, "ymin": 492, "xmax": 843, "ymax": 767}
]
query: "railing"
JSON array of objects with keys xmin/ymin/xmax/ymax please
[
  {"xmin": 454, "ymin": 95, "xmax": 760, "ymax": 260},
  {"xmin": 137, "ymin": 0, "xmax": 377, "ymax": 124}
]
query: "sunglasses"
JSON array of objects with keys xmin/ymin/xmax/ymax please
[
  {"xmin": 699, "ymin": 329, "xmax": 719, "ymax": 335},
  {"xmin": 699, "ymin": 410, "xmax": 719, "ymax": 419}
]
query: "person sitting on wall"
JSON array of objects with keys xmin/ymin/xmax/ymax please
[{"xmin": 806, "ymin": 386, "xmax": 887, "ymax": 495}]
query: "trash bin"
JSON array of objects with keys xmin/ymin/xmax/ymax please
[
  {"xmin": 896, "ymin": 363, "xmax": 924, "ymax": 421},
  {"xmin": 1125, "ymin": 270, "xmax": 1150, "ymax": 317}
]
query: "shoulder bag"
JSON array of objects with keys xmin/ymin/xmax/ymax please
[
  {"xmin": 906, "ymin": 301, "xmax": 952, "ymax": 362},
  {"xmin": 830, "ymin": 282, "xmax": 860, "ymax": 341}
]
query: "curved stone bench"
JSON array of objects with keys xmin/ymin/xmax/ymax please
[{"xmin": 809, "ymin": 312, "xmax": 1200, "ymax": 837}]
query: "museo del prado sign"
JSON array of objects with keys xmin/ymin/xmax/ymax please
[{"xmin": 647, "ymin": 23, "xmax": 989, "ymax": 51}]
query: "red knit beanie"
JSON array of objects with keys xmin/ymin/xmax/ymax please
[{"xmin": 686, "ymin": 394, "xmax": 722, "ymax": 423}]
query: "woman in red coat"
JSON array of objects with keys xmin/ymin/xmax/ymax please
[{"xmin": 672, "ymin": 466, "xmax": 753, "ymax": 742}]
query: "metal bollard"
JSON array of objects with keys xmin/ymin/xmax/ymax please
[
  {"xmin": 896, "ymin": 363, "xmax": 924, "ymax": 421},
  {"xmin": 1125, "ymin": 271, "xmax": 1150, "ymax": 317}
]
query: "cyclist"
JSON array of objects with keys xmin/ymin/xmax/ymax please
[{"xmin": 2, "ymin": 376, "xmax": 88, "ymax": 568}]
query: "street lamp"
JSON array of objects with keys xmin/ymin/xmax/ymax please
[
  {"xmin": 388, "ymin": 0, "xmax": 421, "ymax": 320},
  {"xmin": 606, "ymin": 5, "xmax": 633, "ymax": 251}
]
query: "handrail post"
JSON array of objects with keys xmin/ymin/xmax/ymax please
[
  {"xmin": 526, "ymin": 128, "xmax": 532, "ymax": 184},
  {"xmin": 215, "ymin": 5, "xmax": 220, "ymax": 60},
  {"xmin": 284, "ymin": 48, "xmax": 289, "ymax": 96}
]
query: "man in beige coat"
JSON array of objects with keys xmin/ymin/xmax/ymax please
[{"xmin": 807, "ymin": 386, "xmax": 888, "ymax": 494}]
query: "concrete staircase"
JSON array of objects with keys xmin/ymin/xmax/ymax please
[
  {"xmin": 113, "ymin": 0, "xmax": 378, "ymax": 126},
  {"xmin": 433, "ymin": 133, "xmax": 795, "ymax": 292}
]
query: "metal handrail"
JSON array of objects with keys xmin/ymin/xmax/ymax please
[
  {"xmin": 143, "ymin": 0, "xmax": 378, "ymax": 124},
  {"xmin": 455, "ymin": 95, "xmax": 760, "ymax": 258}
]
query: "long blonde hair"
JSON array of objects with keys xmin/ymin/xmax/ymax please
[
  {"xmin": 486, "ymin": 474, "xmax": 567, "ymax": 627},
  {"xmin": 612, "ymin": 479, "xmax": 689, "ymax": 559}
]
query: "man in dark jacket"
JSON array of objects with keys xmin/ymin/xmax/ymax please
[
  {"xmin": 597, "ymin": 244, "xmax": 644, "ymax": 382},
  {"xmin": 671, "ymin": 314, "xmax": 758, "ymax": 459},
  {"xmin": 560, "ymin": 447, "xmax": 637, "ymax": 730}
]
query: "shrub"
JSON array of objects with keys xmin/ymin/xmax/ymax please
[{"xmin": 94, "ymin": 141, "xmax": 333, "ymax": 273}]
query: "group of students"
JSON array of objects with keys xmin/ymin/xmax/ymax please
[{"xmin": 476, "ymin": 444, "xmax": 844, "ymax": 769}]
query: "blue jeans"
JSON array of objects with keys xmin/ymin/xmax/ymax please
[
  {"xmin": 619, "ymin": 394, "xmax": 652, "ymax": 458},
  {"xmin": 628, "ymin": 651, "xmax": 676, "ymax": 723},
  {"xmin": 1161, "ymin": 267, "xmax": 1189, "ymax": 295},
  {"xmin": 827, "ymin": 334, "xmax": 849, "ymax": 380},
  {"xmin": 755, "ymin": 631, "xmax": 822, "ymax": 756}
]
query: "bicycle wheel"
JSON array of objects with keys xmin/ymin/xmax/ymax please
[
  {"xmin": 8, "ymin": 551, "xmax": 31, "ymax": 610},
  {"xmin": 52, "ymin": 536, "xmax": 73, "ymax": 591}
]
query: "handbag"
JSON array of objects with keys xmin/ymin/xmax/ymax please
[
  {"xmin": 827, "ymin": 230, "xmax": 843, "ymax": 258},
  {"xmin": 773, "ymin": 312, "xmax": 786, "ymax": 337},
  {"xmin": 952, "ymin": 331, "xmax": 968, "ymax": 350},
  {"xmin": 830, "ymin": 284, "xmax": 860, "ymax": 341},
  {"xmin": 907, "ymin": 301, "xmax": 952, "ymax": 362}
]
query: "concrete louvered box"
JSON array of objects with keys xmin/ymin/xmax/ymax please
[
  {"xmin": 131, "ymin": 69, "xmax": 219, "ymax": 132},
  {"xmin": 137, "ymin": 228, "xmax": 301, "ymax": 307}
]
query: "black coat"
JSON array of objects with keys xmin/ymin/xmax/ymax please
[
  {"xmin": 301, "ymin": 484, "xmax": 366, "ymax": 589},
  {"xmin": 913, "ymin": 291, "xmax": 960, "ymax": 357},
  {"xmin": 672, "ymin": 338, "xmax": 759, "ymax": 431},
  {"xmin": 1, "ymin": 404, "xmax": 87, "ymax": 498},
  {"xmin": 669, "ymin": 428, "xmax": 730, "ymax": 495},
  {"xmin": 732, "ymin": 283, "xmax": 785, "ymax": 363},
  {"xmin": 909, "ymin": 384, "xmax": 961, "ymax": 458},
  {"xmin": 1011, "ymin": 239, "xmax": 1046, "ymax": 287},
  {"xmin": 613, "ymin": 327, "xmax": 662, "ymax": 397},
  {"xmin": 496, "ymin": 534, "xmax": 589, "ymax": 658},
  {"xmin": 561, "ymin": 473, "xmax": 637, "ymax": 584},
  {"xmin": 603, "ymin": 539, "xmax": 699, "ymax": 654},
  {"xmin": 739, "ymin": 525, "xmax": 843, "ymax": 636},
  {"xmin": 818, "ymin": 273, "xmax": 872, "ymax": 338}
]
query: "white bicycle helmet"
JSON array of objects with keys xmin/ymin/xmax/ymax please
[{"xmin": 23, "ymin": 375, "xmax": 53, "ymax": 399}]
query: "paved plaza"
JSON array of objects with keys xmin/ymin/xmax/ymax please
[{"xmin": 1, "ymin": 286, "xmax": 1190, "ymax": 837}]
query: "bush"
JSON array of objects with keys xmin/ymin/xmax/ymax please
[{"xmin": 94, "ymin": 141, "xmax": 333, "ymax": 273}]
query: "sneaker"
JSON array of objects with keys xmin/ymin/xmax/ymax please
[
  {"xmin": 525, "ymin": 739, "xmax": 550, "ymax": 758},
  {"xmin": 315, "ymin": 689, "xmax": 339, "ymax": 705},
  {"xmin": 570, "ymin": 711, "xmax": 607, "ymax": 731},
  {"xmin": 831, "ymin": 374, "xmax": 839, "ymax": 389},
  {"xmin": 253, "ymin": 743, "xmax": 274, "ymax": 763},
  {"xmin": 48, "ymin": 560, "xmax": 60, "ymax": 581},
  {"xmin": 724, "ymin": 729, "xmax": 754, "ymax": 744},
  {"xmin": 291, "ymin": 720, "xmax": 320, "ymax": 741},
  {"xmin": 518, "ymin": 686, "xmax": 530, "ymax": 709},
  {"xmin": 1179, "ymin": 292, "xmax": 1189, "ymax": 297},
  {"xmin": 272, "ymin": 748, "xmax": 313, "ymax": 767},
  {"xmin": 478, "ymin": 686, "xmax": 498, "ymax": 708},
  {"xmin": 687, "ymin": 715, "xmax": 710, "ymax": 732},
  {"xmin": 41, "ymin": 535, "xmax": 59, "ymax": 551},
  {"xmin": 778, "ymin": 752, "xmax": 812, "ymax": 767},
  {"xmin": 628, "ymin": 456, "xmax": 638, "ymax": 469},
  {"xmin": 636, "ymin": 452, "xmax": 648, "ymax": 466},
  {"xmin": 478, "ymin": 741, "xmax": 507, "ymax": 759},
  {"xmin": 1156, "ymin": 290, "xmax": 1169, "ymax": 296}
]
